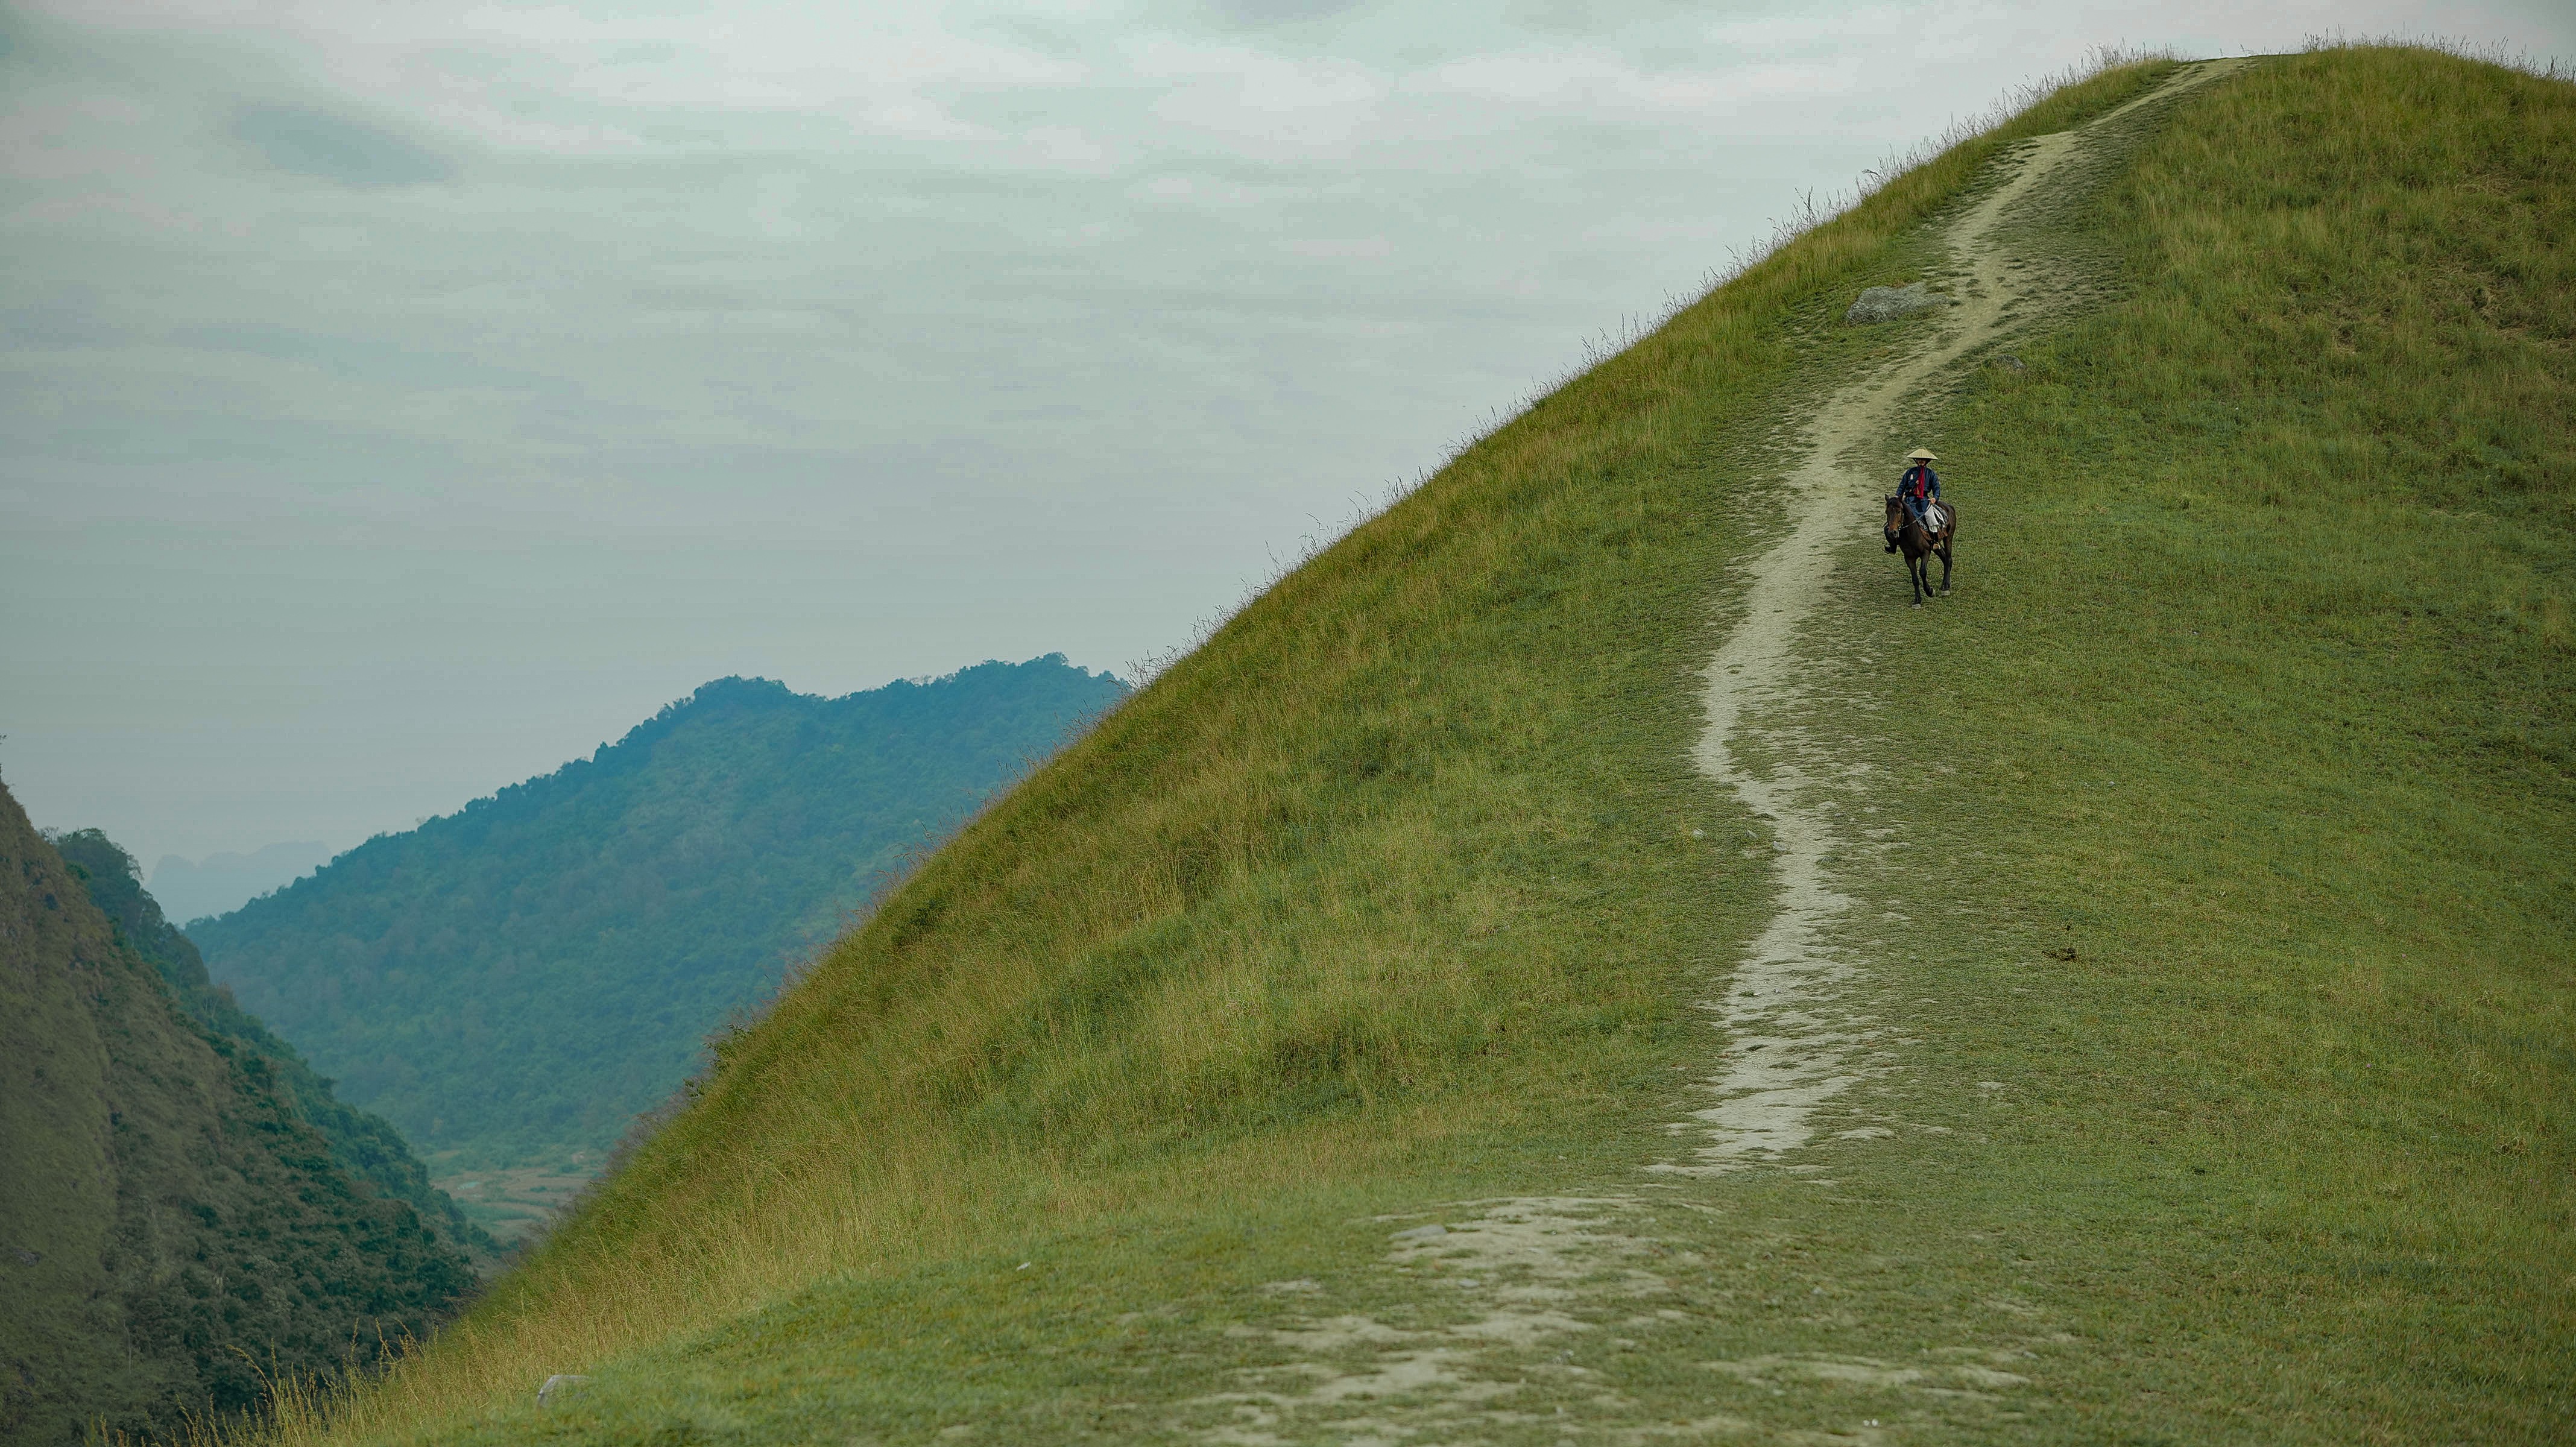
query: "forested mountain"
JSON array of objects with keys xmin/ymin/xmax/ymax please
[
  {"xmin": 0, "ymin": 783, "xmax": 474, "ymax": 1447},
  {"xmin": 192, "ymin": 657, "xmax": 1127, "ymax": 1170},
  {"xmin": 49, "ymin": 828, "xmax": 496, "ymax": 1260}
]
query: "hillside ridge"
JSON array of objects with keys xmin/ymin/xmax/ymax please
[
  {"xmin": 0, "ymin": 784, "xmax": 475, "ymax": 1446},
  {"xmin": 1146, "ymin": 60, "xmax": 2248, "ymax": 1432},
  {"xmin": 49, "ymin": 826, "xmax": 499, "ymax": 1261}
]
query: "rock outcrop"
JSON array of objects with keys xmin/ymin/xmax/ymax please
[{"xmin": 1845, "ymin": 281, "xmax": 1954, "ymax": 324}]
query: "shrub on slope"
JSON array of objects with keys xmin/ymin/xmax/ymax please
[{"xmin": 191, "ymin": 657, "xmax": 1126, "ymax": 1168}]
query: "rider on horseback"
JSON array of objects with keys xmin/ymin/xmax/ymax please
[{"xmin": 1888, "ymin": 447, "xmax": 1942, "ymax": 552}]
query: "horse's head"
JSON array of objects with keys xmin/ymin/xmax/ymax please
[{"xmin": 1883, "ymin": 494, "xmax": 1903, "ymax": 532}]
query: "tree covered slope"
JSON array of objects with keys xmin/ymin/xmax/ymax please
[
  {"xmin": 190, "ymin": 658, "xmax": 1126, "ymax": 1170},
  {"xmin": 0, "ymin": 784, "xmax": 475, "ymax": 1447},
  {"xmin": 50, "ymin": 828, "xmax": 496, "ymax": 1261},
  {"xmin": 279, "ymin": 48, "xmax": 2568, "ymax": 1447}
]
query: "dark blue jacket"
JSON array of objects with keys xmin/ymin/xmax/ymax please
[{"xmin": 1901, "ymin": 464, "xmax": 1940, "ymax": 502}]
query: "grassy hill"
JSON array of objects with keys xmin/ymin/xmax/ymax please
[
  {"xmin": 268, "ymin": 46, "xmax": 2568, "ymax": 1446},
  {"xmin": 189, "ymin": 658, "xmax": 1127, "ymax": 1182},
  {"xmin": 0, "ymin": 785, "xmax": 475, "ymax": 1447}
]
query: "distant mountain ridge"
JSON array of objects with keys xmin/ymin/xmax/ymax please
[
  {"xmin": 192, "ymin": 656, "xmax": 1129, "ymax": 1170},
  {"xmin": 148, "ymin": 840, "xmax": 334, "ymax": 925}
]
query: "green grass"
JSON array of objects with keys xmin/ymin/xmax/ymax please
[
  {"xmin": 1787, "ymin": 45, "xmax": 2576, "ymax": 1436},
  {"xmin": 262, "ymin": 46, "xmax": 2571, "ymax": 1447}
]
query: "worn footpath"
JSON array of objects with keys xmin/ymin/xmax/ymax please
[{"xmin": 1169, "ymin": 61, "xmax": 2246, "ymax": 1447}]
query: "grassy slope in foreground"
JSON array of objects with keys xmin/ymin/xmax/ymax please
[{"xmin": 305, "ymin": 50, "xmax": 2568, "ymax": 1446}]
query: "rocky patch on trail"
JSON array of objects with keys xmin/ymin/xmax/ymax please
[{"xmin": 1845, "ymin": 281, "xmax": 1956, "ymax": 325}]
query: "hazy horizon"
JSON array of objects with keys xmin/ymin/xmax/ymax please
[
  {"xmin": 145, "ymin": 839, "xmax": 332, "ymax": 924},
  {"xmin": 7, "ymin": 0, "xmax": 2571, "ymax": 870}
]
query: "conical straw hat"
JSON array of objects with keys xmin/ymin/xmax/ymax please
[{"xmin": 1905, "ymin": 447, "xmax": 1937, "ymax": 461}]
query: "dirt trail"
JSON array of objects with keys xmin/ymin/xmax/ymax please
[
  {"xmin": 1189, "ymin": 1199, "xmax": 1681, "ymax": 1445},
  {"xmin": 1178, "ymin": 61, "xmax": 2241, "ymax": 1445},
  {"xmin": 1661, "ymin": 58, "xmax": 2243, "ymax": 1176}
]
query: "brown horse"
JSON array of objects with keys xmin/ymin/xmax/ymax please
[{"xmin": 1883, "ymin": 495, "xmax": 1956, "ymax": 607}]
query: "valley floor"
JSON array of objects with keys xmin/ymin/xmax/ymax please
[{"xmin": 434, "ymin": 1161, "xmax": 601, "ymax": 1249}]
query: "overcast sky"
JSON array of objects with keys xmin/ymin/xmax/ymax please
[{"xmin": 5, "ymin": 0, "xmax": 2570, "ymax": 874}]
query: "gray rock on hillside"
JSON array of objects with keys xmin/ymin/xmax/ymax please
[{"xmin": 1845, "ymin": 282, "xmax": 1955, "ymax": 324}]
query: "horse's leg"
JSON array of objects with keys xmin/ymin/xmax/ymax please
[{"xmin": 1909, "ymin": 550, "xmax": 1927, "ymax": 607}]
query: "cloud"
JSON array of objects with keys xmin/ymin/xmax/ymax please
[
  {"xmin": 10, "ymin": 0, "xmax": 2576, "ymax": 872},
  {"xmin": 1203, "ymin": 0, "xmax": 1377, "ymax": 28},
  {"xmin": 1023, "ymin": 124, "xmax": 1114, "ymax": 169},
  {"xmin": 1287, "ymin": 235, "xmax": 1390, "ymax": 257},
  {"xmin": 1135, "ymin": 38, "xmax": 1390, "ymax": 153},
  {"xmin": 1416, "ymin": 47, "xmax": 1858, "ymax": 120},
  {"xmin": 17, "ymin": 191, "xmax": 197, "ymax": 229},
  {"xmin": 229, "ymin": 102, "xmax": 455, "ymax": 186}
]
